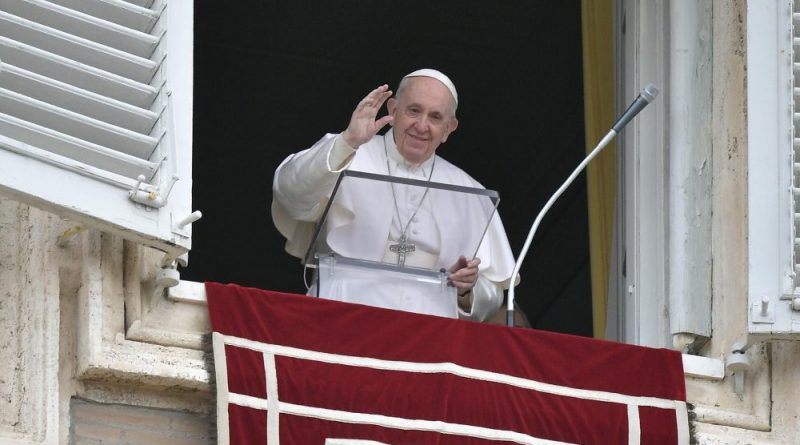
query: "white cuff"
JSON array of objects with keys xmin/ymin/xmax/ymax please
[
  {"xmin": 457, "ymin": 276, "xmax": 503, "ymax": 322},
  {"xmin": 326, "ymin": 134, "xmax": 357, "ymax": 172}
]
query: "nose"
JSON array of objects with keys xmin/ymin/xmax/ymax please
[{"xmin": 412, "ymin": 115, "xmax": 431, "ymax": 132}]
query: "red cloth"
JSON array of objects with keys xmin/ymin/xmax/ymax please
[{"xmin": 206, "ymin": 282, "xmax": 688, "ymax": 445}]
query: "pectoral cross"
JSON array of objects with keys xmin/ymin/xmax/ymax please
[{"xmin": 389, "ymin": 233, "xmax": 415, "ymax": 266}]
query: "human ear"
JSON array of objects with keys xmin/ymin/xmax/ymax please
[{"xmin": 441, "ymin": 117, "xmax": 459, "ymax": 143}]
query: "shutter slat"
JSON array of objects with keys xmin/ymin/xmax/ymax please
[
  {"xmin": 0, "ymin": 10, "xmax": 158, "ymax": 83},
  {"xmin": 0, "ymin": 0, "xmax": 159, "ymax": 57},
  {"xmin": 46, "ymin": 0, "xmax": 160, "ymax": 33},
  {"xmin": 119, "ymin": 0, "xmax": 155, "ymax": 12},
  {"xmin": 0, "ymin": 112, "xmax": 157, "ymax": 180},
  {"xmin": 0, "ymin": 87, "xmax": 159, "ymax": 159},
  {"xmin": 0, "ymin": 36, "xmax": 158, "ymax": 108},
  {"xmin": 0, "ymin": 62, "xmax": 158, "ymax": 133},
  {"xmin": 0, "ymin": 132, "xmax": 148, "ymax": 191}
]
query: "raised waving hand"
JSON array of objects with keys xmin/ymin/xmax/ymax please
[{"xmin": 341, "ymin": 84, "xmax": 394, "ymax": 148}]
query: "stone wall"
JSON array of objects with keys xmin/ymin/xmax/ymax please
[
  {"xmin": 70, "ymin": 398, "xmax": 212, "ymax": 445},
  {"xmin": 0, "ymin": 195, "xmax": 212, "ymax": 445}
]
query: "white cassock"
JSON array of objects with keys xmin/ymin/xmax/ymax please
[{"xmin": 272, "ymin": 129, "xmax": 516, "ymax": 321}]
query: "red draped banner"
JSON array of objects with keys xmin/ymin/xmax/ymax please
[{"xmin": 206, "ymin": 282, "xmax": 688, "ymax": 445}]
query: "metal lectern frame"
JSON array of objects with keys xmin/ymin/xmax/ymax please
[{"xmin": 303, "ymin": 170, "xmax": 500, "ymax": 297}]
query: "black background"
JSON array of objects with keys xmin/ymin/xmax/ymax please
[{"xmin": 186, "ymin": 1, "xmax": 592, "ymax": 336}]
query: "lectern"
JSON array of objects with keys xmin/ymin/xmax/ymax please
[{"xmin": 303, "ymin": 170, "xmax": 499, "ymax": 317}]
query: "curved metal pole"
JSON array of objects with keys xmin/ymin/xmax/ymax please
[{"xmin": 506, "ymin": 130, "xmax": 617, "ymax": 326}]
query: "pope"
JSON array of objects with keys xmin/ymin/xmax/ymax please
[{"xmin": 272, "ymin": 68, "xmax": 515, "ymax": 321}]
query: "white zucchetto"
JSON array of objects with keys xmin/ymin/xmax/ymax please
[{"xmin": 403, "ymin": 68, "xmax": 458, "ymax": 104}]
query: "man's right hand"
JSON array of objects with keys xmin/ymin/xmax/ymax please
[{"xmin": 341, "ymin": 84, "xmax": 394, "ymax": 148}]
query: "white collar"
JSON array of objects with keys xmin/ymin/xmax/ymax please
[{"xmin": 383, "ymin": 129, "xmax": 436, "ymax": 173}]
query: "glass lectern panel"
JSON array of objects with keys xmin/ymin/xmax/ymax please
[{"xmin": 304, "ymin": 170, "xmax": 500, "ymax": 281}]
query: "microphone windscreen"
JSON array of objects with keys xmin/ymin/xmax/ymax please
[{"xmin": 642, "ymin": 83, "xmax": 660, "ymax": 103}]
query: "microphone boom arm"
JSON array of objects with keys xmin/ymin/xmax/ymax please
[
  {"xmin": 506, "ymin": 130, "xmax": 616, "ymax": 326},
  {"xmin": 506, "ymin": 83, "xmax": 659, "ymax": 327}
]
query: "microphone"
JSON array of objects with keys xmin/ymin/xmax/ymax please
[
  {"xmin": 506, "ymin": 84, "xmax": 660, "ymax": 327},
  {"xmin": 612, "ymin": 83, "xmax": 660, "ymax": 133}
]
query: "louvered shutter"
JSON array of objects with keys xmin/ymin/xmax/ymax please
[
  {"xmin": 746, "ymin": 1, "xmax": 800, "ymax": 336},
  {"xmin": 0, "ymin": 0, "xmax": 194, "ymax": 257}
]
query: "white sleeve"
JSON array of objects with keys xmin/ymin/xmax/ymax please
[
  {"xmin": 273, "ymin": 133, "xmax": 356, "ymax": 222},
  {"xmin": 457, "ymin": 275, "xmax": 504, "ymax": 322}
]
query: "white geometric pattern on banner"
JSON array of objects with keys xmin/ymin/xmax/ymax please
[{"xmin": 217, "ymin": 333, "xmax": 689, "ymax": 445}]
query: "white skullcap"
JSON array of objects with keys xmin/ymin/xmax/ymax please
[{"xmin": 403, "ymin": 68, "xmax": 458, "ymax": 104}]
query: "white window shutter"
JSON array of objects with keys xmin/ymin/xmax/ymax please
[
  {"xmin": 746, "ymin": 1, "xmax": 800, "ymax": 337},
  {"xmin": 0, "ymin": 0, "xmax": 195, "ymax": 257}
]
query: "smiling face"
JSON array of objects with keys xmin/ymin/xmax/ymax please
[{"xmin": 386, "ymin": 77, "xmax": 459, "ymax": 164}]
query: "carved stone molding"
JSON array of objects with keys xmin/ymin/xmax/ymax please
[
  {"xmin": 686, "ymin": 343, "xmax": 771, "ymax": 432},
  {"xmin": 0, "ymin": 199, "xmax": 59, "ymax": 444},
  {"xmin": 123, "ymin": 240, "xmax": 210, "ymax": 350},
  {"xmin": 75, "ymin": 230, "xmax": 210, "ymax": 396}
]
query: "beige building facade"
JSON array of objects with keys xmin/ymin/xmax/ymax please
[{"xmin": 1, "ymin": 1, "xmax": 800, "ymax": 444}]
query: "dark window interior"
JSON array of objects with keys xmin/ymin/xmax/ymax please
[{"xmin": 187, "ymin": 1, "xmax": 592, "ymax": 336}]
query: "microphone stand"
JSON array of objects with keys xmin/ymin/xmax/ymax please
[{"xmin": 506, "ymin": 84, "xmax": 659, "ymax": 327}]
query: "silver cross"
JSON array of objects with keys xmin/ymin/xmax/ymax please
[{"xmin": 389, "ymin": 233, "xmax": 415, "ymax": 266}]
